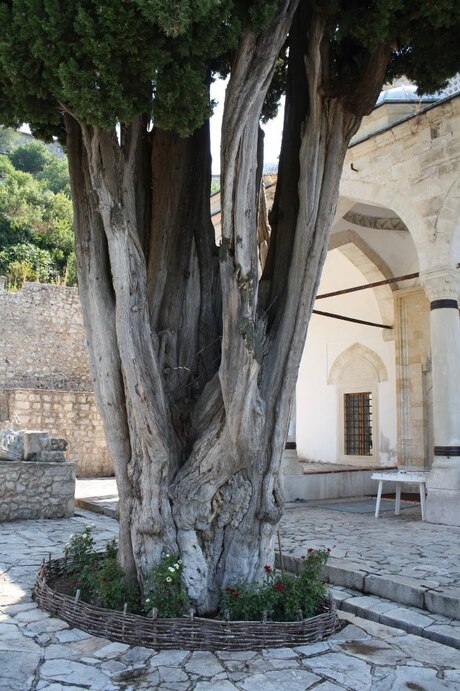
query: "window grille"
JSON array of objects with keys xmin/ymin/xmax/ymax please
[{"xmin": 344, "ymin": 392, "xmax": 373, "ymax": 456}]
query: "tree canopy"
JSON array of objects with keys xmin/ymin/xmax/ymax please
[
  {"xmin": 0, "ymin": 2, "xmax": 458, "ymax": 139},
  {"xmin": 0, "ymin": 1, "xmax": 458, "ymax": 612}
]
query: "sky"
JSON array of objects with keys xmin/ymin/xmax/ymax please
[{"xmin": 210, "ymin": 78, "xmax": 284, "ymax": 175}]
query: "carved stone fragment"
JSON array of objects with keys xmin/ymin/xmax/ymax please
[{"xmin": 0, "ymin": 429, "xmax": 24, "ymax": 461}]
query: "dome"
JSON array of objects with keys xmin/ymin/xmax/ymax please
[
  {"xmin": 376, "ymin": 84, "xmax": 435, "ymax": 105},
  {"xmin": 376, "ymin": 75, "xmax": 460, "ymax": 106}
]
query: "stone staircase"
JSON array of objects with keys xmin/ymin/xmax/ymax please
[{"xmin": 276, "ymin": 552, "xmax": 460, "ymax": 651}]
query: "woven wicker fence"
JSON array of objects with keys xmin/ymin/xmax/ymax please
[{"xmin": 33, "ymin": 555, "xmax": 339, "ymax": 651}]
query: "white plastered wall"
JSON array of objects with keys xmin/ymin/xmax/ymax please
[{"xmin": 296, "ymin": 249, "xmax": 397, "ymax": 466}]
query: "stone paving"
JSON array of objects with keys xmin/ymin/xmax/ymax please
[
  {"xmin": 280, "ymin": 502, "xmax": 460, "ymax": 622},
  {"xmin": 3, "ymin": 504, "xmax": 460, "ymax": 689},
  {"xmin": 280, "ymin": 501, "xmax": 460, "ymax": 591}
]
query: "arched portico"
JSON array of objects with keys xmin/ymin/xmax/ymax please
[
  {"xmin": 338, "ymin": 177, "xmax": 429, "ymax": 268},
  {"xmin": 298, "ymin": 92, "xmax": 460, "ymax": 523}
]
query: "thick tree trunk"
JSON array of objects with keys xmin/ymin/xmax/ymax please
[{"xmin": 65, "ymin": 0, "xmax": 392, "ymax": 614}]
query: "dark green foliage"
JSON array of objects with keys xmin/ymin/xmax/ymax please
[
  {"xmin": 261, "ymin": 55, "xmax": 288, "ymax": 124},
  {"xmin": 0, "ymin": 0, "xmax": 240, "ymax": 136},
  {"xmin": 90, "ymin": 554, "xmax": 140, "ymax": 611},
  {"xmin": 0, "ymin": 1, "xmax": 458, "ymax": 140},
  {"xmin": 320, "ymin": 1, "xmax": 460, "ymax": 104},
  {"xmin": 63, "ymin": 528, "xmax": 140, "ymax": 612},
  {"xmin": 9, "ymin": 141, "xmax": 52, "ymax": 174},
  {"xmin": 63, "ymin": 523, "xmax": 99, "ymax": 598}
]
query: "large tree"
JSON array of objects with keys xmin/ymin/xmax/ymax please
[{"xmin": 0, "ymin": 1, "xmax": 458, "ymax": 612}]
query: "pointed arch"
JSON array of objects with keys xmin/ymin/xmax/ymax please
[
  {"xmin": 328, "ymin": 342, "xmax": 388, "ymax": 385},
  {"xmin": 329, "ymin": 229, "xmax": 394, "ymax": 329},
  {"xmin": 338, "ymin": 177, "xmax": 426, "ymax": 268}
]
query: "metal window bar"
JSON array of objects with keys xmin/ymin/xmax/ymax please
[{"xmin": 344, "ymin": 392, "xmax": 373, "ymax": 456}]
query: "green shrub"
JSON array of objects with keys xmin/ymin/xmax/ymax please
[
  {"xmin": 90, "ymin": 556, "xmax": 139, "ymax": 611},
  {"xmin": 64, "ymin": 524, "xmax": 98, "ymax": 572},
  {"xmin": 143, "ymin": 553, "xmax": 189, "ymax": 618},
  {"xmin": 63, "ymin": 527, "xmax": 139, "ymax": 611},
  {"xmin": 220, "ymin": 547, "xmax": 331, "ymax": 622}
]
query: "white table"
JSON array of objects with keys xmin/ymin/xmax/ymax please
[{"xmin": 371, "ymin": 471, "xmax": 428, "ymax": 520}]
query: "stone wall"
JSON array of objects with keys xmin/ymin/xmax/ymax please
[
  {"xmin": 342, "ymin": 95, "xmax": 460, "ymax": 271},
  {"xmin": 0, "ymin": 460, "xmax": 75, "ymax": 521},
  {"xmin": 0, "ymin": 283, "xmax": 113, "ymax": 477},
  {"xmin": 2, "ymin": 389, "xmax": 112, "ymax": 477},
  {"xmin": 0, "ymin": 282, "xmax": 91, "ymax": 388}
]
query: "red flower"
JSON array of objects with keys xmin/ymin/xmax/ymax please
[
  {"xmin": 264, "ymin": 565, "xmax": 272, "ymax": 573},
  {"xmin": 71, "ymin": 579, "xmax": 79, "ymax": 586},
  {"xmin": 274, "ymin": 582, "xmax": 283, "ymax": 592},
  {"xmin": 307, "ymin": 548, "xmax": 315, "ymax": 553},
  {"xmin": 100, "ymin": 577, "xmax": 108, "ymax": 583}
]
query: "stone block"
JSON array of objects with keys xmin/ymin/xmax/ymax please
[
  {"xmin": 283, "ymin": 474, "xmax": 326, "ymax": 502},
  {"xmin": 0, "ymin": 460, "xmax": 75, "ymax": 521},
  {"xmin": 364, "ymin": 574, "xmax": 425, "ymax": 609},
  {"xmin": 23, "ymin": 431, "xmax": 49, "ymax": 461},
  {"xmin": 424, "ymin": 588, "xmax": 460, "ymax": 620},
  {"xmin": 325, "ymin": 559, "xmax": 367, "ymax": 591},
  {"xmin": 426, "ymin": 489, "xmax": 460, "ymax": 526},
  {"xmin": 275, "ymin": 554, "xmax": 302, "ymax": 575},
  {"xmin": 379, "ymin": 607, "xmax": 433, "ymax": 636},
  {"xmin": 0, "ymin": 429, "xmax": 24, "ymax": 461}
]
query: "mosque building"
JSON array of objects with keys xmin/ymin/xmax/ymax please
[{"xmin": 283, "ymin": 77, "xmax": 460, "ymax": 526}]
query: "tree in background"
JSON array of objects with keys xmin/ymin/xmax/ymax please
[
  {"xmin": 0, "ymin": 125, "xmax": 19, "ymax": 154},
  {"xmin": 0, "ymin": 1, "xmax": 458, "ymax": 612},
  {"xmin": 9, "ymin": 140, "xmax": 53, "ymax": 174},
  {"xmin": 0, "ymin": 147, "xmax": 74, "ymax": 288}
]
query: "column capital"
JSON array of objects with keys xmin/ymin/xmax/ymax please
[{"xmin": 420, "ymin": 269, "xmax": 460, "ymax": 303}]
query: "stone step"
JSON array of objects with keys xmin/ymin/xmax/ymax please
[
  {"xmin": 332, "ymin": 585, "xmax": 460, "ymax": 651},
  {"xmin": 75, "ymin": 497, "xmax": 118, "ymax": 519},
  {"xmin": 278, "ymin": 553, "xmax": 460, "ymax": 623}
]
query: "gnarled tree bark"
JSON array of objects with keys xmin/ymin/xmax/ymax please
[{"xmin": 64, "ymin": 0, "xmax": 392, "ymax": 613}]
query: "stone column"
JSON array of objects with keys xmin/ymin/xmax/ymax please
[
  {"xmin": 421, "ymin": 269, "xmax": 460, "ymax": 525},
  {"xmin": 282, "ymin": 399, "xmax": 304, "ymax": 476}
]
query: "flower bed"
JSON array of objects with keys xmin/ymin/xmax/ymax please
[{"xmin": 33, "ymin": 555, "xmax": 339, "ymax": 651}]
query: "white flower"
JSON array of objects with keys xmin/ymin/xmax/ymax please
[
  {"xmin": 177, "ymin": 559, "xmax": 182, "ymax": 564},
  {"xmin": 168, "ymin": 567, "xmax": 175, "ymax": 573},
  {"xmin": 174, "ymin": 563, "xmax": 180, "ymax": 570},
  {"xmin": 145, "ymin": 598, "xmax": 151, "ymax": 604},
  {"xmin": 165, "ymin": 553, "xmax": 170, "ymax": 558},
  {"xmin": 166, "ymin": 576, "xmax": 172, "ymax": 583}
]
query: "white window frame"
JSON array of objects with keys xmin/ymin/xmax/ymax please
[{"xmin": 338, "ymin": 384, "xmax": 379, "ymax": 464}]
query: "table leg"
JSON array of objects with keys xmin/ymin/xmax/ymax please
[
  {"xmin": 395, "ymin": 483, "xmax": 401, "ymax": 515},
  {"xmin": 419, "ymin": 482, "xmax": 426, "ymax": 521},
  {"xmin": 375, "ymin": 480, "xmax": 383, "ymax": 518}
]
